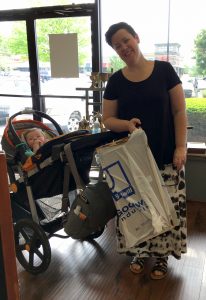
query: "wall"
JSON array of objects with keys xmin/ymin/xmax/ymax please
[{"xmin": 185, "ymin": 155, "xmax": 206, "ymax": 202}]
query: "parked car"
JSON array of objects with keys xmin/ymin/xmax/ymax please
[
  {"xmin": 197, "ymin": 79, "xmax": 206, "ymax": 91},
  {"xmin": 0, "ymin": 74, "xmax": 89, "ymax": 133},
  {"xmin": 41, "ymin": 107, "xmax": 67, "ymax": 132},
  {"xmin": 0, "ymin": 75, "xmax": 31, "ymax": 95},
  {"xmin": 40, "ymin": 70, "xmax": 51, "ymax": 82},
  {"xmin": 194, "ymin": 79, "xmax": 206, "ymax": 97},
  {"xmin": 45, "ymin": 104, "xmax": 84, "ymax": 133},
  {"xmin": 0, "ymin": 109, "xmax": 9, "ymax": 125},
  {"xmin": 182, "ymin": 80, "xmax": 194, "ymax": 98}
]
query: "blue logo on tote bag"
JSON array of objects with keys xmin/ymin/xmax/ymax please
[{"xmin": 103, "ymin": 160, "xmax": 135, "ymax": 201}]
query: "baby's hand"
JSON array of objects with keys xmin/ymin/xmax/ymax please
[{"xmin": 33, "ymin": 139, "xmax": 43, "ymax": 152}]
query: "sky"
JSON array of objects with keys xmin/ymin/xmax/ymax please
[
  {"xmin": 1, "ymin": 0, "xmax": 206, "ymax": 66},
  {"xmin": 101, "ymin": 0, "xmax": 206, "ymax": 65}
]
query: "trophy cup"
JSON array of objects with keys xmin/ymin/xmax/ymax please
[
  {"xmin": 99, "ymin": 72, "xmax": 109, "ymax": 88},
  {"xmin": 90, "ymin": 72, "xmax": 99, "ymax": 88}
]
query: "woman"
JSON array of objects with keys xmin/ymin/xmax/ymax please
[{"xmin": 103, "ymin": 22, "xmax": 187, "ymax": 280}]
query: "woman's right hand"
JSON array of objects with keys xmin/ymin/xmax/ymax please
[{"xmin": 128, "ymin": 118, "xmax": 141, "ymax": 133}]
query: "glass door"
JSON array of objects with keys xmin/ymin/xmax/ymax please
[
  {"xmin": 36, "ymin": 16, "xmax": 92, "ymax": 132},
  {"xmin": 0, "ymin": 20, "xmax": 32, "ymax": 138}
]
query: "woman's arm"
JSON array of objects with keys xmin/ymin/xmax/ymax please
[
  {"xmin": 102, "ymin": 99, "xmax": 141, "ymax": 133},
  {"xmin": 169, "ymin": 83, "xmax": 188, "ymax": 170}
]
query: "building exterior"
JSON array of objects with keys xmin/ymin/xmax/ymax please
[{"xmin": 154, "ymin": 43, "xmax": 184, "ymax": 77}]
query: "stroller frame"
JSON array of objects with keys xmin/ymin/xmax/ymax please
[{"xmin": 1, "ymin": 109, "xmax": 127, "ymax": 274}]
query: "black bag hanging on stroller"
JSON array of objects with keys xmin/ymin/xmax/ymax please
[
  {"xmin": 62, "ymin": 142, "xmax": 117, "ymax": 239},
  {"xmin": 64, "ymin": 181, "xmax": 117, "ymax": 239}
]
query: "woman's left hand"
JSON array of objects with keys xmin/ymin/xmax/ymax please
[{"xmin": 173, "ymin": 146, "xmax": 187, "ymax": 170}]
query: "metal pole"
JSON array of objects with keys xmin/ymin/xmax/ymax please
[{"xmin": 167, "ymin": 0, "xmax": 171, "ymax": 61}]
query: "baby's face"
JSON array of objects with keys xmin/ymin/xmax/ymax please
[{"xmin": 26, "ymin": 130, "xmax": 45, "ymax": 148}]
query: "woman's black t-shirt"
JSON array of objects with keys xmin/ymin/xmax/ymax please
[{"xmin": 103, "ymin": 60, "xmax": 181, "ymax": 169}]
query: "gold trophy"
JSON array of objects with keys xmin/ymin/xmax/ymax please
[
  {"xmin": 99, "ymin": 72, "xmax": 109, "ymax": 88},
  {"xmin": 90, "ymin": 72, "xmax": 99, "ymax": 88}
]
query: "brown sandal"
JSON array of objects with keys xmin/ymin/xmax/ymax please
[
  {"xmin": 130, "ymin": 257, "xmax": 145, "ymax": 274},
  {"xmin": 150, "ymin": 257, "xmax": 168, "ymax": 280}
]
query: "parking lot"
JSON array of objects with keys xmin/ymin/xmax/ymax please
[
  {"xmin": 0, "ymin": 72, "xmax": 94, "ymax": 141},
  {"xmin": 182, "ymin": 76, "xmax": 206, "ymax": 98}
]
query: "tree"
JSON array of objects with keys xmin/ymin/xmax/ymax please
[
  {"xmin": 36, "ymin": 17, "xmax": 91, "ymax": 66},
  {"xmin": 7, "ymin": 23, "xmax": 28, "ymax": 61},
  {"xmin": 109, "ymin": 55, "xmax": 125, "ymax": 72},
  {"xmin": 194, "ymin": 29, "xmax": 206, "ymax": 76},
  {"xmin": 0, "ymin": 35, "xmax": 11, "ymax": 71},
  {"xmin": 7, "ymin": 17, "xmax": 91, "ymax": 68}
]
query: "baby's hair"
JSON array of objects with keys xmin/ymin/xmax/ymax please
[{"xmin": 23, "ymin": 128, "xmax": 45, "ymax": 139}]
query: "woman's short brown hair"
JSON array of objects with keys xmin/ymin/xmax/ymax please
[{"xmin": 105, "ymin": 22, "xmax": 137, "ymax": 47}]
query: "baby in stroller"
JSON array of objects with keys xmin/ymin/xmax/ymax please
[
  {"xmin": 23, "ymin": 127, "xmax": 49, "ymax": 152},
  {"xmin": 1, "ymin": 109, "xmax": 127, "ymax": 275}
]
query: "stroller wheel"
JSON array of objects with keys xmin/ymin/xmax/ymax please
[
  {"xmin": 14, "ymin": 218, "xmax": 51, "ymax": 275},
  {"xmin": 84, "ymin": 226, "xmax": 105, "ymax": 240}
]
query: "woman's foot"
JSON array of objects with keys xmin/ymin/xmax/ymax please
[
  {"xmin": 150, "ymin": 257, "xmax": 168, "ymax": 280},
  {"xmin": 130, "ymin": 257, "xmax": 145, "ymax": 274}
]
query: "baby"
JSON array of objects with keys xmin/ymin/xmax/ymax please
[{"xmin": 24, "ymin": 128, "xmax": 49, "ymax": 152}]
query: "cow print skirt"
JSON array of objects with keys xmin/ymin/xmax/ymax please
[{"xmin": 116, "ymin": 164, "xmax": 187, "ymax": 260}]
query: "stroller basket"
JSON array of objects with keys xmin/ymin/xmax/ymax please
[{"xmin": 36, "ymin": 196, "xmax": 62, "ymax": 222}]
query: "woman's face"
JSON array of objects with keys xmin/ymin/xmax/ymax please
[{"xmin": 111, "ymin": 29, "xmax": 140, "ymax": 65}]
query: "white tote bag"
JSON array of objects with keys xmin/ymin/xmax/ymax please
[{"xmin": 97, "ymin": 129, "xmax": 179, "ymax": 248}]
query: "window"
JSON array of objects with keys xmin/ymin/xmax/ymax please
[
  {"xmin": 101, "ymin": 0, "xmax": 206, "ymax": 144},
  {"xmin": 0, "ymin": 2, "xmax": 98, "ymax": 143},
  {"xmin": 0, "ymin": 0, "xmax": 95, "ymax": 10},
  {"xmin": 0, "ymin": 0, "xmax": 206, "ymax": 144}
]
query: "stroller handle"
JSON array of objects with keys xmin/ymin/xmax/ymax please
[{"xmin": 8, "ymin": 109, "xmax": 64, "ymax": 146}]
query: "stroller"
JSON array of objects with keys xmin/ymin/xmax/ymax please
[{"xmin": 1, "ymin": 109, "xmax": 127, "ymax": 274}]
